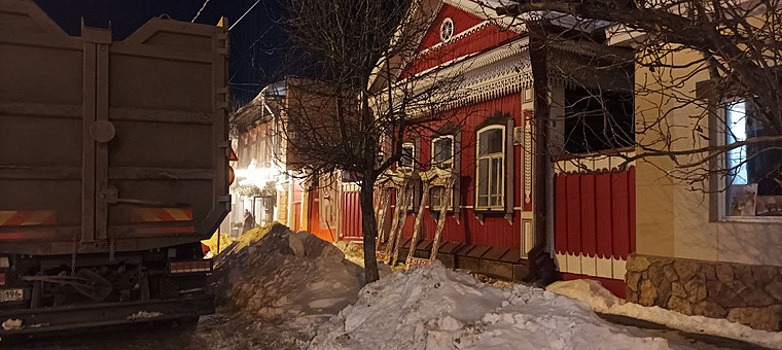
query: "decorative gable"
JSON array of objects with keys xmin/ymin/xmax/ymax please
[
  {"xmin": 399, "ymin": 1, "xmax": 520, "ymax": 79},
  {"xmin": 416, "ymin": 4, "xmax": 484, "ymax": 53}
]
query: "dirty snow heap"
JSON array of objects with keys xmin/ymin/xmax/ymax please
[
  {"xmin": 212, "ymin": 224, "xmax": 364, "ymax": 348},
  {"xmin": 310, "ymin": 261, "xmax": 670, "ymax": 350}
]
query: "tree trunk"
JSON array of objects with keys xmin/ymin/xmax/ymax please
[
  {"xmin": 406, "ymin": 183, "xmax": 430, "ymax": 268},
  {"xmin": 359, "ymin": 175, "xmax": 380, "ymax": 284},
  {"xmin": 430, "ymin": 177, "xmax": 454, "ymax": 261}
]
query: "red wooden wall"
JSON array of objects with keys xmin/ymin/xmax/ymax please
[
  {"xmin": 306, "ymin": 189, "xmax": 337, "ymax": 242},
  {"xmin": 554, "ymin": 167, "xmax": 636, "ymax": 260},
  {"xmin": 291, "ymin": 182, "xmax": 303, "ymax": 232},
  {"xmin": 398, "ymin": 93, "xmax": 524, "ymax": 249},
  {"xmin": 341, "ymin": 188, "xmax": 364, "ymax": 241}
]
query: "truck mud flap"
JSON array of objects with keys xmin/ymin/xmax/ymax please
[{"xmin": 0, "ymin": 294, "xmax": 214, "ymax": 337}]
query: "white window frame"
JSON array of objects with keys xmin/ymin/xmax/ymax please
[
  {"xmin": 431, "ymin": 135, "xmax": 455, "ymax": 170},
  {"xmin": 475, "ymin": 125, "xmax": 506, "ymax": 211},
  {"xmin": 430, "ymin": 135, "xmax": 455, "ymax": 211},
  {"xmin": 398, "ymin": 142, "xmax": 416, "ymax": 211},
  {"xmin": 717, "ymin": 99, "xmax": 782, "ymax": 222},
  {"xmin": 399, "ymin": 142, "xmax": 416, "ymax": 171},
  {"xmin": 430, "ymin": 186, "xmax": 453, "ymax": 212}
]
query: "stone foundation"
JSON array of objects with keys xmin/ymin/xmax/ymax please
[{"xmin": 626, "ymin": 253, "xmax": 782, "ymax": 331}]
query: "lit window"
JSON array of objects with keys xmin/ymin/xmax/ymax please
[
  {"xmin": 724, "ymin": 100, "xmax": 782, "ymax": 217},
  {"xmin": 726, "ymin": 101, "xmax": 748, "ymax": 185},
  {"xmin": 476, "ymin": 126, "xmax": 505, "ymax": 210}
]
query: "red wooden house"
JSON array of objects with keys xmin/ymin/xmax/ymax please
[{"xmin": 365, "ymin": 0, "xmax": 637, "ymax": 294}]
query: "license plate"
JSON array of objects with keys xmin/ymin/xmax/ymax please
[{"xmin": 0, "ymin": 289, "xmax": 23, "ymax": 302}]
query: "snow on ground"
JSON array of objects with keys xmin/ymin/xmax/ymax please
[
  {"xmin": 212, "ymin": 223, "xmax": 365, "ymax": 349},
  {"xmin": 309, "ymin": 261, "xmax": 671, "ymax": 350},
  {"xmin": 548, "ymin": 279, "xmax": 782, "ymax": 349}
]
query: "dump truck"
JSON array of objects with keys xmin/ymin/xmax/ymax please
[{"xmin": 0, "ymin": 0, "xmax": 230, "ymax": 335}]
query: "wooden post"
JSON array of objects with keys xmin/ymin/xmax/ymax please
[
  {"xmin": 430, "ymin": 176, "xmax": 454, "ymax": 261},
  {"xmin": 406, "ymin": 183, "xmax": 431, "ymax": 268},
  {"xmin": 384, "ymin": 181, "xmax": 407, "ymax": 264},
  {"xmin": 390, "ymin": 182, "xmax": 412, "ymax": 266},
  {"xmin": 376, "ymin": 188, "xmax": 391, "ymax": 244}
]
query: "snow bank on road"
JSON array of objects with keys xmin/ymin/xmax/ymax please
[
  {"xmin": 212, "ymin": 224, "xmax": 364, "ymax": 349},
  {"xmin": 548, "ymin": 279, "xmax": 782, "ymax": 349},
  {"xmin": 309, "ymin": 262, "xmax": 669, "ymax": 350}
]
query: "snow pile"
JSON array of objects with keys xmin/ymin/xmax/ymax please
[
  {"xmin": 212, "ymin": 224, "xmax": 364, "ymax": 349},
  {"xmin": 548, "ymin": 279, "xmax": 782, "ymax": 349},
  {"xmin": 309, "ymin": 261, "xmax": 669, "ymax": 350}
]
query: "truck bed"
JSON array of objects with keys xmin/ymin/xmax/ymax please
[{"xmin": 0, "ymin": 0, "xmax": 230, "ymax": 255}]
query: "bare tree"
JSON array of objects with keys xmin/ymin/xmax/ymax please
[
  {"xmin": 278, "ymin": 0, "xmax": 469, "ymax": 283},
  {"xmin": 487, "ymin": 0, "xmax": 782, "ymax": 196}
]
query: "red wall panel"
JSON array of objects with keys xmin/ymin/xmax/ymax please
[
  {"xmin": 611, "ymin": 172, "xmax": 631, "ymax": 259},
  {"xmin": 555, "ymin": 174, "xmax": 568, "ymax": 254},
  {"xmin": 554, "ymin": 168, "xmax": 636, "ymax": 261},
  {"xmin": 580, "ymin": 174, "xmax": 597, "ymax": 257},
  {"xmin": 293, "ymin": 203, "xmax": 301, "ymax": 232},
  {"xmin": 307, "ymin": 189, "xmax": 337, "ymax": 243},
  {"xmin": 565, "ymin": 175, "xmax": 582, "ymax": 254},
  {"xmin": 341, "ymin": 188, "xmax": 363, "ymax": 241},
  {"xmin": 595, "ymin": 173, "xmax": 613, "ymax": 259}
]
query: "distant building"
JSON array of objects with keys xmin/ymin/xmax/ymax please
[
  {"xmin": 229, "ymin": 82, "xmax": 287, "ymax": 236},
  {"xmin": 228, "ymin": 79, "xmax": 363, "ymax": 242}
]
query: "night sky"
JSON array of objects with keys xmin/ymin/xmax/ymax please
[{"xmin": 33, "ymin": 0, "xmax": 292, "ymax": 106}]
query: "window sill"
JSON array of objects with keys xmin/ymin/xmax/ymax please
[
  {"xmin": 719, "ymin": 216, "xmax": 782, "ymax": 224},
  {"xmin": 474, "ymin": 208, "xmax": 505, "ymax": 214}
]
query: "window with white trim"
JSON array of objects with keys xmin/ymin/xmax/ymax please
[
  {"xmin": 399, "ymin": 143, "xmax": 415, "ymax": 169},
  {"xmin": 430, "ymin": 135, "xmax": 455, "ymax": 211},
  {"xmin": 475, "ymin": 125, "xmax": 505, "ymax": 210},
  {"xmin": 723, "ymin": 100, "xmax": 782, "ymax": 217},
  {"xmin": 432, "ymin": 135, "xmax": 454, "ymax": 169},
  {"xmin": 398, "ymin": 142, "xmax": 416, "ymax": 211}
]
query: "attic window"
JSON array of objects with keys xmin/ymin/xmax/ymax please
[{"xmin": 440, "ymin": 18, "xmax": 454, "ymax": 42}]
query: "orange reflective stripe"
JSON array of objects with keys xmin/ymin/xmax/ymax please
[
  {"xmin": 0, "ymin": 211, "xmax": 56, "ymax": 226},
  {"xmin": 132, "ymin": 208, "xmax": 193, "ymax": 222},
  {"xmin": 168, "ymin": 208, "xmax": 192, "ymax": 221},
  {"xmin": 134, "ymin": 226, "xmax": 194, "ymax": 235},
  {"xmin": 0, "ymin": 232, "xmax": 28, "ymax": 240}
]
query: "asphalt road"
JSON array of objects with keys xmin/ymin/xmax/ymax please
[
  {"xmin": 5, "ymin": 312, "xmax": 268, "ymax": 350},
  {"xmin": 6, "ymin": 310, "xmax": 767, "ymax": 350}
]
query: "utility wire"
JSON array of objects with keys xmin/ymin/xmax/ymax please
[
  {"xmin": 229, "ymin": 0, "xmax": 262, "ymax": 31},
  {"xmin": 191, "ymin": 0, "xmax": 211, "ymax": 22}
]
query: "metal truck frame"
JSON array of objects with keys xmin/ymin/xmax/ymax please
[{"xmin": 0, "ymin": 0, "xmax": 230, "ymax": 336}]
